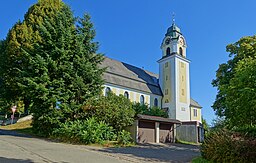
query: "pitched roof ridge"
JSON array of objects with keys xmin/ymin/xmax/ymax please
[{"xmin": 103, "ymin": 56, "xmax": 159, "ymax": 78}]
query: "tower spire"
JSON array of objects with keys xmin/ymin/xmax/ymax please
[{"xmin": 172, "ymin": 12, "xmax": 175, "ymax": 25}]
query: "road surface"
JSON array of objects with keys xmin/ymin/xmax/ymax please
[
  {"xmin": 0, "ymin": 129, "xmax": 126, "ymax": 163},
  {"xmin": 0, "ymin": 129, "xmax": 200, "ymax": 163}
]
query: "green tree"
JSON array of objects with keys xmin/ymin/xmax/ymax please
[
  {"xmin": 84, "ymin": 93, "xmax": 135, "ymax": 131},
  {"xmin": 212, "ymin": 36, "xmax": 256, "ymax": 128},
  {"xmin": 225, "ymin": 57, "xmax": 256, "ymax": 127},
  {"xmin": 0, "ymin": 0, "xmax": 104, "ymax": 135},
  {"xmin": 132, "ymin": 103, "xmax": 168, "ymax": 118},
  {"xmin": 202, "ymin": 117, "xmax": 209, "ymax": 132}
]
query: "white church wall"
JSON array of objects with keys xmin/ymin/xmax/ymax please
[{"xmin": 103, "ymin": 83, "xmax": 151, "ymax": 106}]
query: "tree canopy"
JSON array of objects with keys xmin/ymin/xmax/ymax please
[
  {"xmin": 0, "ymin": 0, "xmax": 104, "ymax": 134},
  {"xmin": 212, "ymin": 36, "xmax": 256, "ymax": 128}
]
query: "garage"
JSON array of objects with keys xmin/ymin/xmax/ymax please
[
  {"xmin": 159, "ymin": 123, "xmax": 174, "ymax": 143},
  {"xmin": 132, "ymin": 114, "xmax": 181, "ymax": 143},
  {"xmin": 138, "ymin": 120, "xmax": 155, "ymax": 143}
]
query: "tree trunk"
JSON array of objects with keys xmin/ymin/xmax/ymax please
[{"xmin": 24, "ymin": 98, "xmax": 30, "ymax": 115}]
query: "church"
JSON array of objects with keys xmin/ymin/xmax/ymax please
[{"xmin": 100, "ymin": 21, "xmax": 203, "ymax": 143}]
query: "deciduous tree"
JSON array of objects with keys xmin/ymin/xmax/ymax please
[{"xmin": 212, "ymin": 36, "xmax": 256, "ymax": 128}]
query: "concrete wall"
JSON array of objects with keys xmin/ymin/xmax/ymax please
[
  {"xmin": 176, "ymin": 124, "xmax": 197, "ymax": 143},
  {"xmin": 125, "ymin": 120, "xmax": 138, "ymax": 142}
]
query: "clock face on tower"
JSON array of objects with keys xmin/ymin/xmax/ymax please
[
  {"xmin": 165, "ymin": 38, "xmax": 170, "ymax": 45},
  {"xmin": 179, "ymin": 37, "xmax": 185, "ymax": 46}
]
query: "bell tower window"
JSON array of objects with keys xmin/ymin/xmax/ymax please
[
  {"xmin": 179, "ymin": 47, "xmax": 183, "ymax": 56},
  {"xmin": 166, "ymin": 47, "xmax": 171, "ymax": 56}
]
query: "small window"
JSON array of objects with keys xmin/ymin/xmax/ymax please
[
  {"xmin": 182, "ymin": 89, "xmax": 185, "ymax": 96},
  {"xmin": 154, "ymin": 98, "xmax": 158, "ymax": 107},
  {"xmin": 182, "ymin": 76, "xmax": 184, "ymax": 82},
  {"xmin": 166, "ymin": 47, "xmax": 171, "ymax": 56},
  {"xmin": 140, "ymin": 95, "xmax": 145, "ymax": 104},
  {"xmin": 105, "ymin": 87, "xmax": 111, "ymax": 96},
  {"xmin": 124, "ymin": 91, "xmax": 129, "ymax": 99},
  {"xmin": 165, "ymin": 62, "xmax": 168, "ymax": 68},
  {"xmin": 165, "ymin": 89, "xmax": 168, "ymax": 95},
  {"xmin": 166, "ymin": 75, "xmax": 168, "ymax": 81},
  {"xmin": 181, "ymin": 107, "xmax": 186, "ymax": 111},
  {"xmin": 179, "ymin": 47, "xmax": 183, "ymax": 56},
  {"xmin": 165, "ymin": 99, "xmax": 169, "ymax": 103},
  {"xmin": 193, "ymin": 109, "xmax": 197, "ymax": 117},
  {"xmin": 181, "ymin": 62, "xmax": 185, "ymax": 68}
]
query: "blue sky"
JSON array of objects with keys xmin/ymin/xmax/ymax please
[{"xmin": 1, "ymin": 0, "xmax": 256, "ymax": 125}]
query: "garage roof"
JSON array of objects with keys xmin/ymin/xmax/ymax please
[{"xmin": 137, "ymin": 114, "xmax": 181, "ymax": 124}]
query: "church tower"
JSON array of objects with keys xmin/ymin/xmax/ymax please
[{"xmin": 158, "ymin": 20, "xmax": 191, "ymax": 121}]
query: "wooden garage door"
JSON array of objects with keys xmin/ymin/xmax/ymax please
[
  {"xmin": 159, "ymin": 123, "xmax": 173, "ymax": 143},
  {"xmin": 138, "ymin": 121, "xmax": 155, "ymax": 143}
]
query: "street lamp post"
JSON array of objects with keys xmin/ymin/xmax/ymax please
[{"xmin": 11, "ymin": 105, "xmax": 17, "ymax": 124}]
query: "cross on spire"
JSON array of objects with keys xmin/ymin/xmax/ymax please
[{"xmin": 172, "ymin": 12, "xmax": 175, "ymax": 25}]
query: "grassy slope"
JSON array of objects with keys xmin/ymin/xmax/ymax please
[{"xmin": 0, "ymin": 120, "xmax": 33, "ymax": 135}]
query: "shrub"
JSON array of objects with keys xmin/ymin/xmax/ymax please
[
  {"xmin": 117, "ymin": 130, "xmax": 133, "ymax": 145},
  {"xmin": 53, "ymin": 117, "xmax": 116, "ymax": 144},
  {"xmin": 233, "ymin": 125, "xmax": 256, "ymax": 138},
  {"xmin": 132, "ymin": 103, "xmax": 168, "ymax": 118},
  {"xmin": 201, "ymin": 129, "xmax": 256, "ymax": 163},
  {"xmin": 84, "ymin": 93, "xmax": 135, "ymax": 131}
]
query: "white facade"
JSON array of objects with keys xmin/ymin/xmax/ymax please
[{"xmin": 103, "ymin": 83, "xmax": 162, "ymax": 108}]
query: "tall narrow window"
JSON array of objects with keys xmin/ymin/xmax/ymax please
[
  {"xmin": 124, "ymin": 91, "xmax": 129, "ymax": 99},
  {"xmin": 165, "ymin": 89, "xmax": 168, "ymax": 95},
  {"xmin": 154, "ymin": 98, "xmax": 158, "ymax": 107},
  {"xmin": 179, "ymin": 47, "xmax": 183, "ymax": 56},
  {"xmin": 182, "ymin": 89, "xmax": 184, "ymax": 96},
  {"xmin": 105, "ymin": 87, "xmax": 111, "ymax": 96},
  {"xmin": 166, "ymin": 47, "xmax": 171, "ymax": 56},
  {"xmin": 165, "ymin": 62, "xmax": 168, "ymax": 68},
  {"xmin": 181, "ymin": 62, "xmax": 185, "ymax": 68},
  {"xmin": 193, "ymin": 109, "xmax": 198, "ymax": 117},
  {"xmin": 166, "ymin": 75, "xmax": 168, "ymax": 81},
  {"xmin": 140, "ymin": 95, "xmax": 145, "ymax": 105}
]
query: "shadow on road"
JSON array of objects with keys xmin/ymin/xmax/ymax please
[
  {"xmin": 0, "ymin": 157, "xmax": 33, "ymax": 163},
  {"xmin": 0, "ymin": 129, "xmax": 32, "ymax": 138},
  {"xmin": 92, "ymin": 143, "xmax": 200, "ymax": 163}
]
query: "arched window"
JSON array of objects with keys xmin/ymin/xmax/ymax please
[
  {"xmin": 124, "ymin": 91, "xmax": 129, "ymax": 99},
  {"xmin": 179, "ymin": 47, "xmax": 183, "ymax": 56},
  {"xmin": 140, "ymin": 95, "xmax": 144, "ymax": 105},
  {"xmin": 154, "ymin": 98, "xmax": 158, "ymax": 107},
  {"xmin": 105, "ymin": 87, "xmax": 111, "ymax": 96},
  {"xmin": 166, "ymin": 47, "xmax": 171, "ymax": 56}
]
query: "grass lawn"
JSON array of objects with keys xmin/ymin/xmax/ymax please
[{"xmin": 0, "ymin": 120, "xmax": 34, "ymax": 135}]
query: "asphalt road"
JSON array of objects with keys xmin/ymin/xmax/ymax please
[
  {"xmin": 0, "ymin": 129, "xmax": 126, "ymax": 163},
  {"xmin": 0, "ymin": 129, "xmax": 200, "ymax": 163}
]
